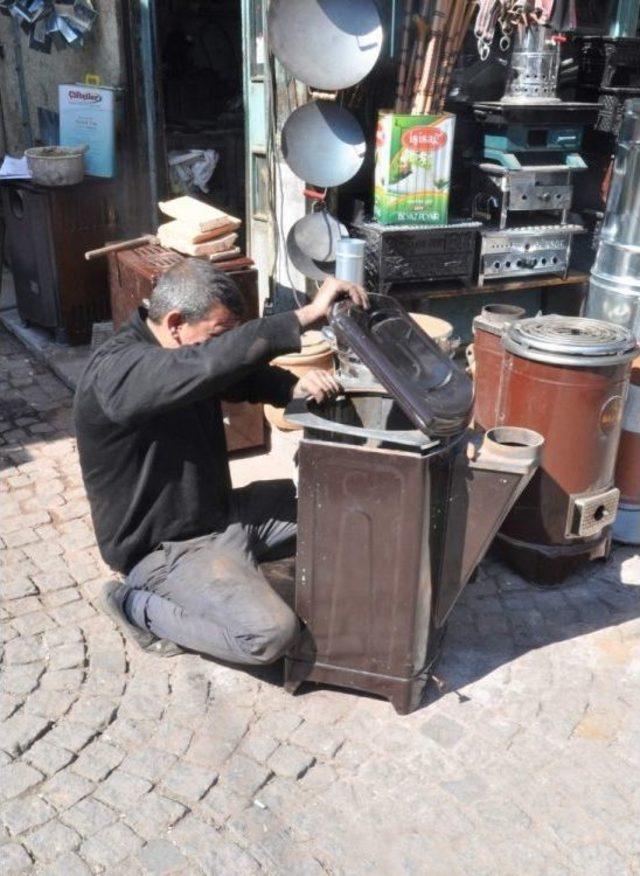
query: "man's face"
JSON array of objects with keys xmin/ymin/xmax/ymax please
[{"xmin": 173, "ymin": 302, "xmax": 241, "ymax": 345}]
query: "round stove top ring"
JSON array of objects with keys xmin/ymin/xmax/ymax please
[{"xmin": 504, "ymin": 316, "xmax": 637, "ymax": 367}]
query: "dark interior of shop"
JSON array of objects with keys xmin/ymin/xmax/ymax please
[{"xmin": 155, "ymin": 0, "xmax": 245, "ymax": 223}]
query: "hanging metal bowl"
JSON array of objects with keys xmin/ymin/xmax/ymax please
[
  {"xmin": 267, "ymin": 0, "xmax": 383, "ymax": 91},
  {"xmin": 281, "ymin": 101, "xmax": 366, "ymax": 188},
  {"xmin": 286, "ymin": 210, "xmax": 347, "ymax": 280}
]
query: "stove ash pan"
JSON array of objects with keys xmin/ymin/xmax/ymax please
[{"xmin": 283, "ymin": 393, "xmax": 543, "ymax": 714}]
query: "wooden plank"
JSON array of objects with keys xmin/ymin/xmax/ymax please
[{"xmin": 392, "ymin": 271, "xmax": 590, "ymax": 302}]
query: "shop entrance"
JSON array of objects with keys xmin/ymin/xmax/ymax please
[{"xmin": 153, "ymin": 0, "xmax": 246, "ymax": 234}]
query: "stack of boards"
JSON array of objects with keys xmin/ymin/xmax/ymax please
[{"xmin": 157, "ymin": 197, "xmax": 241, "ymax": 261}]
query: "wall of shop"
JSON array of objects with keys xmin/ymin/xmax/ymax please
[{"xmin": 0, "ymin": 7, "xmax": 124, "ymax": 155}]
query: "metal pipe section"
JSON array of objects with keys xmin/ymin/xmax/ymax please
[{"xmin": 586, "ymin": 99, "xmax": 640, "ymax": 341}]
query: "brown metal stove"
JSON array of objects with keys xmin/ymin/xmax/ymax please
[
  {"xmin": 471, "ymin": 304, "xmax": 526, "ymax": 431},
  {"xmin": 490, "ymin": 316, "xmax": 637, "ymax": 583},
  {"xmin": 283, "ymin": 295, "xmax": 543, "ymax": 713}
]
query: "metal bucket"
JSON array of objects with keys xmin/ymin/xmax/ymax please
[{"xmin": 25, "ymin": 145, "xmax": 87, "ymax": 187}]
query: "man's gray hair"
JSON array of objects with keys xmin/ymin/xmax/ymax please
[{"xmin": 148, "ymin": 258, "xmax": 245, "ymax": 324}]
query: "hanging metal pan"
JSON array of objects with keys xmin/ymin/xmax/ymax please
[
  {"xmin": 282, "ymin": 101, "xmax": 366, "ymax": 188},
  {"xmin": 286, "ymin": 210, "xmax": 347, "ymax": 280},
  {"xmin": 267, "ymin": 0, "xmax": 383, "ymax": 91}
]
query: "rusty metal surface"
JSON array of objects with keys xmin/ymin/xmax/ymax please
[{"xmin": 497, "ymin": 353, "xmax": 630, "ymax": 545}]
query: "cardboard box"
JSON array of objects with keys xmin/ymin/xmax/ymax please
[
  {"xmin": 374, "ymin": 112, "xmax": 455, "ymax": 225},
  {"xmin": 59, "ymin": 84, "xmax": 121, "ymax": 178}
]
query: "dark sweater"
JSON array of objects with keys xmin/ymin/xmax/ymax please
[{"xmin": 74, "ymin": 309, "xmax": 301, "ymax": 574}]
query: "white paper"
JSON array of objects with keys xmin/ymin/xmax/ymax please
[{"xmin": 0, "ymin": 155, "xmax": 31, "ymax": 179}]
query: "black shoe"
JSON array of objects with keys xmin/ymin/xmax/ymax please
[{"xmin": 99, "ymin": 580, "xmax": 184, "ymax": 658}]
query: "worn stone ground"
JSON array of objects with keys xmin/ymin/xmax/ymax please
[{"xmin": 1, "ymin": 324, "xmax": 640, "ymax": 876}]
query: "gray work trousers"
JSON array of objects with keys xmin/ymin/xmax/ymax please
[{"xmin": 123, "ymin": 479, "xmax": 299, "ymax": 665}]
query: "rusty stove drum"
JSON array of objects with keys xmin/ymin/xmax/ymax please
[
  {"xmin": 282, "ymin": 295, "xmax": 543, "ymax": 714},
  {"xmin": 494, "ymin": 316, "xmax": 637, "ymax": 584},
  {"xmin": 471, "ymin": 304, "xmax": 526, "ymax": 431},
  {"xmin": 613, "ymin": 356, "xmax": 640, "ymax": 544}
]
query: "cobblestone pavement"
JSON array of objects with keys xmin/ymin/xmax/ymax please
[{"xmin": 1, "ymin": 325, "xmax": 640, "ymax": 876}]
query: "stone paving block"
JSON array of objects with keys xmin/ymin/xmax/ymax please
[
  {"xmin": 123, "ymin": 793, "xmax": 186, "ymax": 841},
  {"xmin": 268, "ymin": 744, "xmax": 316, "ymax": 780},
  {"xmin": 22, "ymin": 819, "xmax": 81, "ymax": 864},
  {"xmin": 41, "ymin": 589, "xmax": 81, "ymax": 610},
  {"xmin": 254, "ymin": 710, "xmax": 303, "ymax": 740},
  {"xmin": 41, "ymin": 772, "xmax": 95, "ymax": 811},
  {"xmin": 37, "ymin": 851, "xmax": 92, "ymax": 876},
  {"xmin": 148, "ymin": 723, "xmax": 193, "ymax": 757},
  {"xmin": 170, "ymin": 814, "xmax": 260, "ymax": 875},
  {"xmin": 441, "ymin": 772, "xmax": 489, "ymax": 805},
  {"xmin": 4, "ymin": 595, "xmax": 42, "ymax": 617},
  {"xmin": 32, "ymin": 572, "xmax": 76, "ymax": 594},
  {"xmin": 118, "ymin": 693, "xmax": 166, "ymax": 723},
  {"xmin": 0, "ymin": 795, "xmax": 55, "ymax": 835},
  {"xmin": 23, "ymin": 689, "xmax": 77, "ymax": 721},
  {"xmin": 1, "ymin": 842, "xmax": 34, "ymax": 873},
  {"xmin": 41, "ymin": 626, "xmax": 83, "ymax": 648},
  {"xmin": 1, "ymin": 712, "xmax": 52, "ymax": 757},
  {"xmin": 3, "ymin": 635, "xmax": 45, "ymax": 664},
  {"xmin": 67, "ymin": 696, "xmax": 117, "ymax": 730},
  {"xmin": 59, "ymin": 795, "xmax": 118, "ymax": 837},
  {"xmin": 72, "ymin": 740, "xmax": 125, "ymax": 783},
  {"xmin": 40, "ymin": 669, "xmax": 84, "ymax": 692},
  {"xmin": 92, "ymin": 771, "xmax": 152, "ymax": 811},
  {"xmin": 103, "ymin": 718, "xmax": 157, "ymax": 750},
  {"xmin": 239, "ymin": 731, "xmax": 280, "ymax": 764},
  {"xmin": 48, "ymin": 602, "xmax": 96, "ymax": 627},
  {"xmin": 420, "ymin": 714, "xmax": 466, "ymax": 749},
  {"xmin": 1, "ymin": 663, "xmax": 44, "ymax": 696},
  {"xmin": 45, "ymin": 642, "xmax": 85, "ymax": 671},
  {"xmin": 120, "ymin": 748, "xmax": 177, "ymax": 784},
  {"xmin": 45, "ymin": 722, "xmax": 96, "ymax": 752},
  {"xmin": 219, "ymin": 755, "xmax": 273, "ymax": 798},
  {"xmin": 290, "ymin": 722, "xmax": 346, "ymax": 759},
  {"xmin": 136, "ymin": 839, "xmax": 190, "ymax": 875},
  {"xmin": 80, "ymin": 821, "xmax": 144, "ymax": 868},
  {"xmin": 0, "ymin": 622, "xmax": 18, "ymax": 644},
  {"xmin": 199, "ymin": 784, "xmax": 247, "ymax": 829},
  {"xmin": 0, "ymin": 762, "xmax": 43, "ymax": 801},
  {"xmin": 2, "ymin": 576, "xmax": 37, "ymax": 600},
  {"xmin": 160, "ymin": 761, "xmax": 218, "ymax": 804},
  {"xmin": 0, "ymin": 693, "xmax": 20, "ymax": 723}
]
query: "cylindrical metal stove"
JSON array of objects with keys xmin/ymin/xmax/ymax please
[
  {"xmin": 586, "ymin": 99, "xmax": 640, "ymax": 338},
  {"xmin": 495, "ymin": 316, "xmax": 637, "ymax": 584},
  {"xmin": 471, "ymin": 304, "xmax": 526, "ymax": 431},
  {"xmin": 502, "ymin": 27, "xmax": 561, "ymax": 105},
  {"xmin": 614, "ymin": 357, "xmax": 640, "ymax": 543}
]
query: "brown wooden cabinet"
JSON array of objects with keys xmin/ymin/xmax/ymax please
[{"xmin": 108, "ymin": 244, "xmax": 265, "ymax": 453}]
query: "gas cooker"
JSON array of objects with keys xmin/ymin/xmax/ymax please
[
  {"xmin": 473, "ymin": 163, "xmax": 582, "ymax": 229},
  {"xmin": 479, "ymin": 224, "xmax": 584, "ymax": 285}
]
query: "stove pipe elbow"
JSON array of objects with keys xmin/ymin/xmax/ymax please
[{"xmin": 435, "ymin": 427, "xmax": 544, "ymax": 627}]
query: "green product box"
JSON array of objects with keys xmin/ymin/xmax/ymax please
[{"xmin": 374, "ymin": 111, "xmax": 455, "ymax": 225}]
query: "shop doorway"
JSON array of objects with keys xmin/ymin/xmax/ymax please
[{"xmin": 153, "ymin": 0, "xmax": 246, "ymax": 235}]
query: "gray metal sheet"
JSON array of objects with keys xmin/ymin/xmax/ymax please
[
  {"xmin": 267, "ymin": 0, "xmax": 382, "ymax": 90},
  {"xmin": 281, "ymin": 100, "xmax": 366, "ymax": 187}
]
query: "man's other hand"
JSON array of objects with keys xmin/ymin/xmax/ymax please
[
  {"xmin": 292, "ymin": 369, "xmax": 342, "ymax": 404},
  {"xmin": 296, "ymin": 277, "xmax": 369, "ymax": 329}
]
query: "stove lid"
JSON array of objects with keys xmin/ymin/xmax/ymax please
[
  {"xmin": 504, "ymin": 315, "xmax": 638, "ymax": 367},
  {"xmin": 330, "ymin": 294, "xmax": 473, "ymax": 437}
]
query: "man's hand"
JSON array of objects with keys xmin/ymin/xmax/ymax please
[
  {"xmin": 292, "ymin": 369, "xmax": 342, "ymax": 404},
  {"xmin": 296, "ymin": 277, "xmax": 369, "ymax": 329}
]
